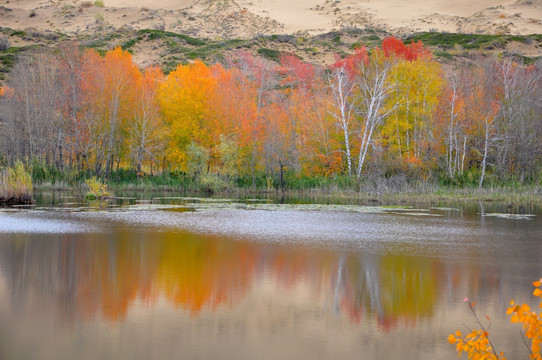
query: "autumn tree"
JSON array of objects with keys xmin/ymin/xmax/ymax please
[
  {"xmin": 126, "ymin": 66, "xmax": 165, "ymax": 175},
  {"xmin": 291, "ymin": 71, "xmax": 341, "ymax": 176},
  {"xmin": 327, "ymin": 49, "xmax": 367, "ymax": 176},
  {"xmin": 80, "ymin": 47, "xmax": 140, "ymax": 176},
  {"xmin": 435, "ymin": 69, "xmax": 467, "ymax": 178},
  {"xmin": 381, "ymin": 38, "xmax": 443, "ymax": 175},
  {"xmin": 223, "ymin": 51, "xmax": 276, "ymax": 185},
  {"xmin": 462, "ymin": 60, "xmax": 501, "ymax": 188},
  {"xmin": 262, "ymin": 99, "xmax": 297, "ymax": 190},
  {"xmin": 159, "ymin": 60, "xmax": 219, "ymax": 172},
  {"xmin": 57, "ymin": 43, "xmax": 86, "ymax": 170},
  {"xmin": 450, "ymin": 279, "xmax": 542, "ymax": 360},
  {"xmin": 353, "ymin": 48, "xmax": 399, "ymax": 178}
]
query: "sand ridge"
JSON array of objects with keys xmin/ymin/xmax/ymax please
[{"xmin": 1, "ymin": 0, "xmax": 541, "ymax": 38}]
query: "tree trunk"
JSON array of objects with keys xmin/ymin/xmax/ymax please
[
  {"xmin": 279, "ymin": 159, "xmax": 285, "ymax": 192},
  {"xmin": 479, "ymin": 120, "xmax": 489, "ymax": 188}
]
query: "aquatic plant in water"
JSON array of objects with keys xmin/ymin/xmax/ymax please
[{"xmin": 85, "ymin": 177, "xmax": 110, "ymax": 199}]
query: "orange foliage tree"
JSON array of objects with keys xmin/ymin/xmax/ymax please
[
  {"xmin": 3, "ymin": 37, "xmax": 541, "ymax": 187},
  {"xmin": 80, "ymin": 47, "xmax": 140, "ymax": 176}
]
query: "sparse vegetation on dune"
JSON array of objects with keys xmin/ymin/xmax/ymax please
[{"xmin": 1, "ymin": 25, "xmax": 540, "ymax": 87}]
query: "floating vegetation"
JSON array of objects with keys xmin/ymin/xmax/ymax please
[
  {"xmin": 395, "ymin": 212, "xmax": 443, "ymax": 217},
  {"xmin": 482, "ymin": 213, "xmax": 536, "ymax": 220},
  {"xmin": 430, "ymin": 207, "xmax": 461, "ymax": 211},
  {"xmin": 165, "ymin": 201, "xmax": 418, "ymax": 214}
]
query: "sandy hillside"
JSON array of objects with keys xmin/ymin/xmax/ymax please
[{"xmin": 1, "ymin": 0, "xmax": 541, "ymax": 38}]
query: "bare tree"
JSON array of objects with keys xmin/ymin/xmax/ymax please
[
  {"xmin": 494, "ymin": 57, "xmax": 542, "ymax": 182},
  {"xmin": 58, "ymin": 43, "xmax": 85, "ymax": 170},
  {"xmin": 0, "ymin": 49, "xmax": 62, "ymax": 165}
]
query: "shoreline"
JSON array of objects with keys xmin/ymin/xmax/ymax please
[{"xmin": 32, "ymin": 183, "xmax": 542, "ymax": 209}]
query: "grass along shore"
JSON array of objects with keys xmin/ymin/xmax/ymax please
[
  {"xmin": 31, "ymin": 173, "xmax": 542, "ymax": 210},
  {"xmin": 0, "ymin": 162, "xmax": 33, "ymax": 205}
]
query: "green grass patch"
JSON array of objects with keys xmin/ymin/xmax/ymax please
[
  {"xmin": 138, "ymin": 29, "xmax": 206, "ymax": 46},
  {"xmin": 407, "ymin": 32, "xmax": 542, "ymax": 50},
  {"xmin": 0, "ymin": 53, "xmax": 15, "ymax": 67},
  {"xmin": 509, "ymin": 54, "xmax": 541, "ymax": 65},
  {"xmin": 9, "ymin": 30, "xmax": 26, "ymax": 37},
  {"xmin": 257, "ymin": 47, "xmax": 281, "ymax": 61},
  {"xmin": 433, "ymin": 50, "xmax": 454, "ymax": 60},
  {"xmin": 0, "ymin": 46, "xmax": 22, "ymax": 75},
  {"xmin": 121, "ymin": 36, "xmax": 142, "ymax": 51}
]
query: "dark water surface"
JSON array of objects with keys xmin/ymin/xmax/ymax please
[{"xmin": 1, "ymin": 194, "xmax": 541, "ymax": 359}]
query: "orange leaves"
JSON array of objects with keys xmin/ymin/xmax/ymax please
[
  {"xmin": 0, "ymin": 85, "xmax": 13, "ymax": 97},
  {"xmin": 449, "ymin": 330, "xmax": 462, "ymax": 344},
  {"xmin": 506, "ymin": 281, "xmax": 542, "ymax": 359},
  {"xmin": 79, "ymin": 47, "xmax": 144, "ymax": 174},
  {"xmin": 448, "ymin": 328, "xmax": 502, "ymax": 360},
  {"xmin": 452, "ymin": 281, "xmax": 542, "ymax": 360}
]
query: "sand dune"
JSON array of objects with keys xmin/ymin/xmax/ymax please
[{"xmin": 1, "ymin": 0, "xmax": 541, "ymax": 39}]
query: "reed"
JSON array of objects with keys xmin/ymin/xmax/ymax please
[{"xmin": 0, "ymin": 161, "xmax": 34, "ymax": 205}]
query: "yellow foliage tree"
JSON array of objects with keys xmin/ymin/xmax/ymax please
[
  {"xmin": 382, "ymin": 57, "xmax": 443, "ymax": 165},
  {"xmin": 158, "ymin": 60, "xmax": 218, "ymax": 170}
]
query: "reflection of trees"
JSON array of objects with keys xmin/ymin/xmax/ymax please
[
  {"xmin": 155, "ymin": 233, "xmax": 257, "ymax": 313},
  {"xmin": 1, "ymin": 232, "xmax": 523, "ymax": 326},
  {"xmin": 75, "ymin": 234, "xmax": 161, "ymax": 320},
  {"xmin": 378, "ymin": 256, "xmax": 438, "ymax": 326},
  {"xmin": 333, "ymin": 254, "xmax": 438, "ymax": 329}
]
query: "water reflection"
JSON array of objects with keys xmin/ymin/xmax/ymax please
[
  {"xmin": 1, "ymin": 208, "xmax": 541, "ymax": 359},
  {"xmin": 1, "ymin": 230, "xmax": 538, "ymax": 324}
]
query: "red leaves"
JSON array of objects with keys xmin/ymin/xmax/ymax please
[
  {"xmin": 277, "ymin": 52, "xmax": 315, "ymax": 90},
  {"xmin": 331, "ymin": 46, "xmax": 368, "ymax": 79},
  {"xmin": 381, "ymin": 36, "xmax": 432, "ymax": 61}
]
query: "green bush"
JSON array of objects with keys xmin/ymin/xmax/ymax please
[
  {"xmin": 199, "ymin": 173, "xmax": 232, "ymax": 193},
  {"xmin": 257, "ymin": 48, "xmax": 281, "ymax": 61}
]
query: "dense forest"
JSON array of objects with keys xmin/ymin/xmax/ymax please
[{"xmin": 0, "ymin": 37, "xmax": 541, "ymax": 191}]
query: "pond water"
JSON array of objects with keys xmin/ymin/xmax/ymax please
[{"xmin": 0, "ymin": 193, "xmax": 541, "ymax": 359}]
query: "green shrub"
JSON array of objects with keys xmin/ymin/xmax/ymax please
[
  {"xmin": 199, "ymin": 173, "xmax": 232, "ymax": 193},
  {"xmin": 257, "ymin": 48, "xmax": 281, "ymax": 61}
]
